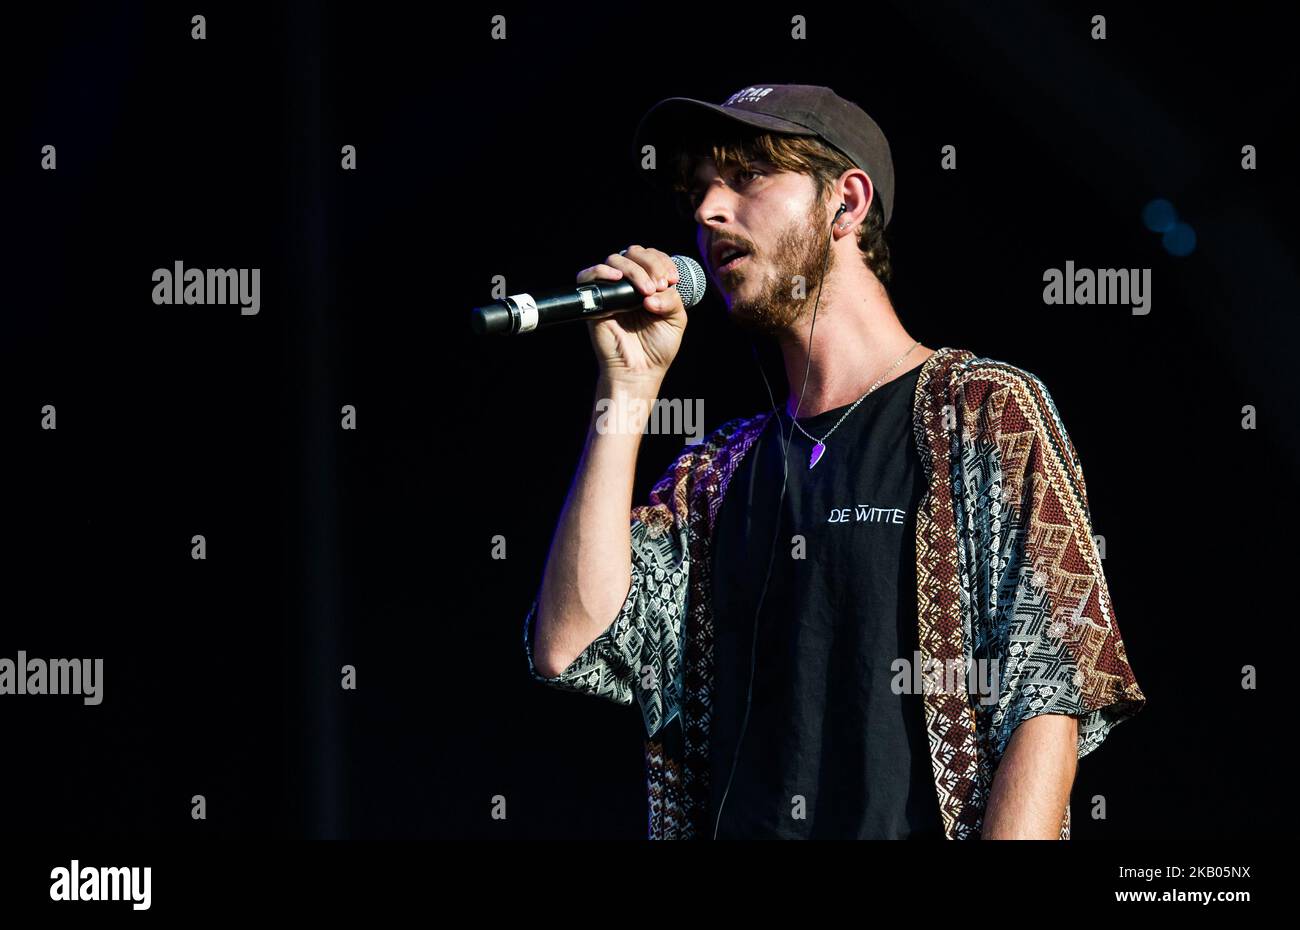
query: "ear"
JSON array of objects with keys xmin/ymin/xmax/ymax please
[{"xmin": 836, "ymin": 169, "xmax": 874, "ymax": 233}]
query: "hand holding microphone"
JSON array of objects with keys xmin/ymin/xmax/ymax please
[
  {"xmin": 471, "ymin": 246, "xmax": 706, "ymax": 386},
  {"xmin": 581, "ymin": 246, "xmax": 696, "ymax": 386}
]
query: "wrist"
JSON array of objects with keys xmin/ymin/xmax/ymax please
[{"xmin": 597, "ymin": 372, "xmax": 663, "ymax": 402}]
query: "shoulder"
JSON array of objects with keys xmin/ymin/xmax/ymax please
[
  {"xmin": 942, "ymin": 351, "xmax": 1067, "ymax": 428},
  {"xmin": 947, "ymin": 350, "xmax": 1085, "ymax": 477},
  {"xmin": 951, "ymin": 352, "xmax": 1057, "ymax": 411},
  {"xmin": 643, "ymin": 410, "xmax": 773, "ymax": 512},
  {"xmin": 682, "ymin": 411, "xmax": 773, "ymax": 463}
]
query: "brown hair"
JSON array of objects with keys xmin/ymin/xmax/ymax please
[{"xmin": 668, "ymin": 128, "xmax": 892, "ymax": 287}]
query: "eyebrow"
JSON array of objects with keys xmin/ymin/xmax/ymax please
[{"xmin": 686, "ymin": 159, "xmax": 772, "ymax": 199}]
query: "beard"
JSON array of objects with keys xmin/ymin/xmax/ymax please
[{"xmin": 722, "ymin": 197, "xmax": 833, "ymax": 339}]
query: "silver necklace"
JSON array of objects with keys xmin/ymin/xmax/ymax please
[{"xmin": 790, "ymin": 340, "xmax": 921, "ymax": 469}]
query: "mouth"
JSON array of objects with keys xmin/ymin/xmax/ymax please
[{"xmin": 715, "ymin": 247, "xmax": 750, "ymax": 275}]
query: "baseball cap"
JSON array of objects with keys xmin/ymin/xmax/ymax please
[{"xmin": 632, "ymin": 83, "xmax": 895, "ymax": 227}]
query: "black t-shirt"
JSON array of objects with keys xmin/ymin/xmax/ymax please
[{"xmin": 707, "ymin": 364, "xmax": 944, "ymax": 839}]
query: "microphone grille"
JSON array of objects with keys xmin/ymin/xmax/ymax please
[{"xmin": 671, "ymin": 255, "xmax": 708, "ymax": 309}]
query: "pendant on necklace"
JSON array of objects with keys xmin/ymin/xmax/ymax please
[{"xmin": 809, "ymin": 442, "xmax": 826, "ymax": 469}]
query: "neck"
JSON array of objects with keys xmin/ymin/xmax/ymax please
[{"xmin": 775, "ymin": 271, "xmax": 932, "ymax": 419}]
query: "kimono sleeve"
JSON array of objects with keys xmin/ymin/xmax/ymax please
[
  {"xmin": 522, "ymin": 447, "xmax": 694, "ymax": 741},
  {"xmin": 985, "ymin": 373, "xmax": 1147, "ymax": 764}
]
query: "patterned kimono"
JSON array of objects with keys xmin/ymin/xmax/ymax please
[{"xmin": 523, "ymin": 346, "xmax": 1147, "ymax": 839}]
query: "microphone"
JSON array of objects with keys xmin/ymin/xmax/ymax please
[{"xmin": 471, "ymin": 255, "xmax": 707, "ymax": 336}]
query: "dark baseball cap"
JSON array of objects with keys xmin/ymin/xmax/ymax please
[{"xmin": 632, "ymin": 83, "xmax": 895, "ymax": 227}]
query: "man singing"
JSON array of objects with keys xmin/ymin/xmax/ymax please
[{"xmin": 522, "ymin": 84, "xmax": 1146, "ymax": 840}]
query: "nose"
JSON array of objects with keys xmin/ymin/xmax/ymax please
[{"xmin": 693, "ymin": 180, "xmax": 736, "ymax": 228}]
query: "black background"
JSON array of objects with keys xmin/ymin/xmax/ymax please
[{"xmin": 3, "ymin": 0, "xmax": 1296, "ymax": 841}]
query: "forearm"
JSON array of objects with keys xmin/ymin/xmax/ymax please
[
  {"xmin": 534, "ymin": 375, "xmax": 661, "ymax": 677},
  {"xmin": 981, "ymin": 713, "xmax": 1079, "ymax": 839}
]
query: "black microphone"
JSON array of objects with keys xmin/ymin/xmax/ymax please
[{"xmin": 471, "ymin": 254, "xmax": 707, "ymax": 336}]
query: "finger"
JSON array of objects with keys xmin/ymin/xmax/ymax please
[
  {"xmin": 606, "ymin": 251, "xmax": 658, "ymax": 295},
  {"xmin": 646, "ymin": 249, "xmax": 680, "ymax": 289},
  {"xmin": 576, "ymin": 263, "xmax": 624, "ymax": 285},
  {"xmin": 623, "ymin": 245, "xmax": 676, "ymax": 292},
  {"xmin": 621, "ymin": 245, "xmax": 681, "ymax": 292},
  {"xmin": 644, "ymin": 287, "xmax": 684, "ymax": 315}
]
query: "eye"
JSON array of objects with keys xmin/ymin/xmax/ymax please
[{"xmin": 679, "ymin": 168, "xmax": 763, "ymax": 215}]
